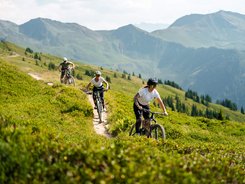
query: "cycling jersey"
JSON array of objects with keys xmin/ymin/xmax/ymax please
[
  {"xmin": 59, "ymin": 61, "xmax": 73, "ymax": 70},
  {"xmin": 90, "ymin": 77, "xmax": 106, "ymax": 88},
  {"xmin": 137, "ymin": 87, "xmax": 160, "ymax": 106}
]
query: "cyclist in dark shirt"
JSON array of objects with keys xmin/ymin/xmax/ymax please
[{"xmin": 59, "ymin": 57, "xmax": 75, "ymax": 83}]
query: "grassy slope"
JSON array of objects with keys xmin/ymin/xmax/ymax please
[{"xmin": 0, "ymin": 41, "xmax": 245, "ymax": 183}]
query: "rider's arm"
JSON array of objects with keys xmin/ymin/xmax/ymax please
[
  {"xmin": 68, "ymin": 61, "xmax": 75, "ymax": 69},
  {"xmin": 86, "ymin": 82, "xmax": 91, "ymax": 91},
  {"xmin": 58, "ymin": 64, "xmax": 62, "ymax": 72},
  {"xmin": 134, "ymin": 93, "xmax": 142, "ymax": 110},
  {"xmin": 157, "ymin": 97, "xmax": 168, "ymax": 115},
  {"xmin": 104, "ymin": 80, "xmax": 109, "ymax": 90}
]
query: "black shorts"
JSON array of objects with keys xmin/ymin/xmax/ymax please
[{"xmin": 133, "ymin": 102, "xmax": 150, "ymax": 120}]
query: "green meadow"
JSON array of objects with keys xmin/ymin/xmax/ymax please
[{"xmin": 0, "ymin": 41, "xmax": 244, "ymax": 183}]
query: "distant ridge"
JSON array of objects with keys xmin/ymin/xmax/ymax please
[
  {"xmin": 152, "ymin": 10, "xmax": 245, "ymax": 49},
  {"xmin": 134, "ymin": 22, "xmax": 169, "ymax": 32},
  {"xmin": 1, "ymin": 11, "xmax": 245, "ymax": 108}
]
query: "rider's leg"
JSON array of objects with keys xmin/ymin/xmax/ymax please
[
  {"xmin": 60, "ymin": 71, "xmax": 65, "ymax": 83},
  {"xmin": 133, "ymin": 103, "xmax": 142, "ymax": 134},
  {"xmin": 142, "ymin": 105, "xmax": 150, "ymax": 119},
  {"xmin": 92, "ymin": 88, "xmax": 97, "ymax": 108},
  {"xmin": 135, "ymin": 118, "xmax": 142, "ymax": 134},
  {"xmin": 99, "ymin": 90, "xmax": 105, "ymax": 108},
  {"xmin": 142, "ymin": 106, "xmax": 150, "ymax": 135}
]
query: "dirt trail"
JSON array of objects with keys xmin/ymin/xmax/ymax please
[
  {"xmin": 87, "ymin": 94, "xmax": 111, "ymax": 138},
  {"xmin": 28, "ymin": 73, "xmax": 42, "ymax": 80},
  {"xmin": 28, "ymin": 72, "xmax": 53, "ymax": 86},
  {"xmin": 28, "ymin": 72, "xmax": 111, "ymax": 137}
]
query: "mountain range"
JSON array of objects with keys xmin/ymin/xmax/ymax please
[
  {"xmin": 134, "ymin": 22, "xmax": 169, "ymax": 32},
  {"xmin": 1, "ymin": 10, "xmax": 245, "ymax": 108}
]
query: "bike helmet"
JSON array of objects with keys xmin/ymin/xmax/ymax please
[
  {"xmin": 95, "ymin": 71, "xmax": 102, "ymax": 76},
  {"xmin": 63, "ymin": 57, "xmax": 68, "ymax": 62},
  {"xmin": 147, "ymin": 78, "xmax": 158, "ymax": 86}
]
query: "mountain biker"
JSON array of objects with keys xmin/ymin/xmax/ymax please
[
  {"xmin": 59, "ymin": 57, "xmax": 75, "ymax": 83},
  {"xmin": 133, "ymin": 78, "xmax": 168, "ymax": 134},
  {"xmin": 86, "ymin": 71, "xmax": 109, "ymax": 111}
]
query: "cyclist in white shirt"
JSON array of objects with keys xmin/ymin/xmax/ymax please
[
  {"xmin": 86, "ymin": 71, "xmax": 109, "ymax": 111},
  {"xmin": 133, "ymin": 78, "xmax": 168, "ymax": 134}
]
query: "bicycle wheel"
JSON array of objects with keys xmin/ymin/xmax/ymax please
[
  {"xmin": 129, "ymin": 124, "xmax": 136, "ymax": 136},
  {"xmin": 96, "ymin": 99, "xmax": 103, "ymax": 123},
  {"xmin": 67, "ymin": 76, "xmax": 76, "ymax": 86},
  {"xmin": 150, "ymin": 124, "xmax": 166, "ymax": 141}
]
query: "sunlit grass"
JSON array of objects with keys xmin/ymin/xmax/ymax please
[{"xmin": 0, "ymin": 41, "xmax": 244, "ymax": 183}]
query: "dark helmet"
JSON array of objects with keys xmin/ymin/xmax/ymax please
[{"xmin": 147, "ymin": 78, "xmax": 158, "ymax": 86}]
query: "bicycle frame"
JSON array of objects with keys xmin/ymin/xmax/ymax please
[
  {"xmin": 94, "ymin": 91, "xmax": 102, "ymax": 109},
  {"xmin": 141, "ymin": 110, "xmax": 160, "ymax": 127},
  {"xmin": 62, "ymin": 67, "xmax": 75, "ymax": 86},
  {"xmin": 84, "ymin": 89, "xmax": 107, "ymax": 123},
  {"xmin": 93, "ymin": 90, "xmax": 104, "ymax": 123}
]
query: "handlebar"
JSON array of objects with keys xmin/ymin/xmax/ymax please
[
  {"xmin": 142, "ymin": 108, "xmax": 167, "ymax": 116},
  {"xmin": 80, "ymin": 88, "xmax": 108, "ymax": 94}
]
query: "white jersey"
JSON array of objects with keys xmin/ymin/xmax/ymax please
[
  {"xmin": 90, "ymin": 77, "xmax": 106, "ymax": 88},
  {"xmin": 137, "ymin": 87, "xmax": 160, "ymax": 106}
]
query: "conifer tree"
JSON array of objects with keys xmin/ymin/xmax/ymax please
[
  {"xmin": 241, "ymin": 106, "xmax": 244, "ymax": 114},
  {"xmin": 106, "ymin": 76, "xmax": 111, "ymax": 83},
  {"xmin": 191, "ymin": 105, "xmax": 198, "ymax": 116}
]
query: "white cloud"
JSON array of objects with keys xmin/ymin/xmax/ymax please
[{"xmin": 0, "ymin": 0, "xmax": 245, "ymax": 29}]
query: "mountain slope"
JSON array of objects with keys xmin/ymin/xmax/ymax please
[
  {"xmin": 1, "ymin": 12, "xmax": 245, "ymax": 108},
  {"xmin": 157, "ymin": 45, "xmax": 245, "ymax": 107},
  {"xmin": 152, "ymin": 11, "xmax": 245, "ymax": 49},
  {"xmin": 0, "ymin": 41, "xmax": 244, "ymax": 183}
]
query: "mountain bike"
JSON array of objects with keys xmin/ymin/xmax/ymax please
[
  {"xmin": 62, "ymin": 67, "xmax": 75, "ymax": 86},
  {"xmin": 85, "ymin": 89, "xmax": 107, "ymax": 123},
  {"xmin": 129, "ymin": 109, "xmax": 166, "ymax": 141},
  {"xmin": 93, "ymin": 90, "xmax": 104, "ymax": 123}
]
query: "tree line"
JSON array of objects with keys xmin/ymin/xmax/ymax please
[
  {"xmin": 23, "ymin": 46, "xmax": 245, "ymax": 115},
  {"xmin": 162, "ymin": 95, "xmax": 228, "ymax": 120}
]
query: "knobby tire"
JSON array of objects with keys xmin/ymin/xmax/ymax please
[
  {"xmin": 129, "ymin": 124, "xmax": 136, "ymax": 136},
  {"xmin": 150, "ymin": 124, "xmax": 166, "ymax": 140},
  {"xmin": 65, "ymin": 76, "xmax": 75, "ymax": 86},
  {"xmin": 96, "ymin": 99, "xmax": 103, "ymax": 123}
]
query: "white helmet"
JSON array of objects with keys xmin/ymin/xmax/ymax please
[
  {"xmin": 95, "ymin": 71, "xmax": 101, "ymax": 76},
  {"xmin": 63, "ymin": 57, "xmax": 68, "ymax": 61}
]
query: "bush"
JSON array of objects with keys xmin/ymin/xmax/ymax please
[{"xmin": 48, "ymin": 62, "xmax": 56, "ymax": 70}]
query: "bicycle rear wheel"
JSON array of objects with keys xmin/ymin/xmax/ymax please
[
  {"xmin": 150, "ymin": 124, "xmax": 166, "ymax": 141},
  {"xmin": 129, "ymin": 124, "xmax": 136, "ymax": 136}
]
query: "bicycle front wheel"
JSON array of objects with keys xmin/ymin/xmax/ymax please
[
  {"xmin": 150, "ymin": 124, "xmax": 166, "ymax": 141},
  {"xmin": 96, "ymin": 100, "xmax": 103, "ymax": 123},
  {"xmin": 68, "ymin": 76, "xmax": 76, "ymax": 86}
]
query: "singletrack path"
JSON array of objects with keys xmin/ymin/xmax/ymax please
[
  {"xmin": 28, "ymin": 72, "xmax": 111, "ymax": 138},
  {"xmin": 87, "ymin": 94, "xmax": 111, "ymax": 138}
]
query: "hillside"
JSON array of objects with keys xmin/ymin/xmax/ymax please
[
  {"xmin": 0, "ymin": 41, "xmax": 244, "ymax": 183},
  {"xmin": 1, "ymin": 11, "xmax": 245, "ymax": 109}
]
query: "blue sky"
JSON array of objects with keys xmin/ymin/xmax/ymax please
[{"xmin": 1, "ymin": 0, "xmax": 245, "ymax": 30}]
